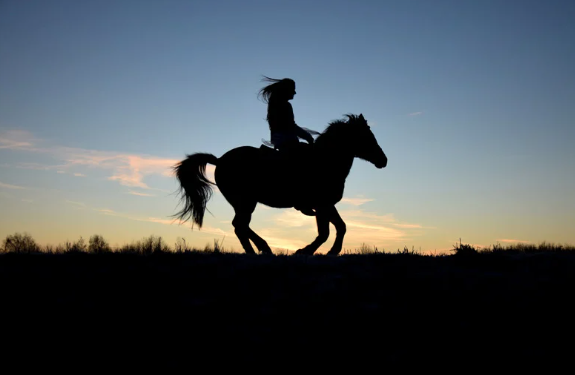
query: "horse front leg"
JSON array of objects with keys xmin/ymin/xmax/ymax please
[
  {"xmin": 327, "ymin": 206, "xmax": 346, "ymax": 256},
  {"xmin": 293, "ymin": 209, "xmax": 330, "ymax": 256}
]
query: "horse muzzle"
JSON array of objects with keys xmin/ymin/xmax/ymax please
[{"xmin": 375, "ymin": 150, "xmax": 387, "ymax": 169}]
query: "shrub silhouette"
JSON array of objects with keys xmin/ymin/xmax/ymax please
[
  {"xmin": 174, "ymin": 237, "xmax": 192, "ymax": 253},
  {"xmin": 451, "ymin": 242, "xmax": 479, "ymax": 256},
  {"xmin": 89, "ymin": 234, "xmax": 111, "ymax": 254},
  {"xmin": 65, "ymin": 237, "xmax": 88, "ymax": 253},
  {"xmin": 117, "ymin": 235, "xmax": 169, "ymax": 255},
  {"xmin": 1, "ymin": 232, "xmax": 40, "ymax": 253}
]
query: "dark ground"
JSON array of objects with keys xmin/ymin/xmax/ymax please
[{"xmin": 1, "ymin": 250, "xmax": 574, "ymax": 370}]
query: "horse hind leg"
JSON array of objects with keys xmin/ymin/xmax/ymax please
[{"xmin": 232, "ymin": 211, "xmax": 256, "ymax": 255}]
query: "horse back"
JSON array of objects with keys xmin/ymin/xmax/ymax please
[{"xmin": 215, "ymin": 145, "xmax": 318, "ymax": 207}]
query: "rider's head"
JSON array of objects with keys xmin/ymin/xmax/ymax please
[{"xmin": 258, "ymin": 76, "xmax": 296, "ymax": 103}]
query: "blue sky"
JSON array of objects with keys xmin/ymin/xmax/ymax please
[{"xmin": 1, "ymin": 0, "xmax": 574, "ymax": 253}]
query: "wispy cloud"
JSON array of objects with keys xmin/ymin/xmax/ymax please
[
  {"xmin": 408, "ymin": 111, "xmax": 423, "ymax": 116},
  {"xmin": 0, "ymin": 130, "xmax": 35, "ymax": 149},
  {"xmin": 497, "ymin": 238, "xmax": 531, "ymax": 244},
  {"xmin": 0, "ymin": 181, "xmax": 27, "ymax": 190},
  {"xmin": 12, "ymin": 162, "xmax": 56, "ymax": 170},
  {"xmin": 105, "ymin": 154, "xmax": 181, "ymax": 188},
  {"xmin": 0, "ymin": 140, "xmax": 32, "ymax": 149},
  {"xmin": 65, "ymin": 200, "xmax": 86, "ymax": 208},
  {"xmin": 145, "ymin": 216, "xmax": 229, "ymax": 236},
  {"xmin": 255, "ymin": 227, "xmax": 312, "ymax": 251},
  {"xmin": 392, "ymin": 223, "xmax": 423, "ymax": 229},
  {"xmin": 90, "ymin": 205, "xmax": 231, "ymax": 237},
  {"xmin": 0, "ymin": 129, "xmax": 183, "ymax": 190},
  {"xmin": 265, "ymin": 208, "xmax": 425, "ymax": 251},
  {"xmin": 340, "ymin": 197, "xmax": 374, "ymax": 206},
  {"xmin": 339, "ymin": 209, "xmax": 397, "ymax": 223},
  {"xmin": 273, "ymin": 209, "xmax": 316, "ymax": 228},
  {"xmin": 128, "ymin": 191, "xmax": 155, "ymax": 197}
]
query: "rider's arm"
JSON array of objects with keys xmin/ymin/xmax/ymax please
[
  {"xmin": 285, "ymin": 102, "xmax": 314, "ymax": 144},
  {"xmin": 295, "ymin": 124, "xmax": 314, "ymax": 144}
]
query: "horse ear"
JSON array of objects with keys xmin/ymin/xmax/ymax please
[{"xmin": 359, "ymin": 113, "xmax": 365, "ymax": 121}]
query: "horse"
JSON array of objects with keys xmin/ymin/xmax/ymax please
[{"xmin": 172, "ymin": 113, "xmax": 387, "ymax": 256}]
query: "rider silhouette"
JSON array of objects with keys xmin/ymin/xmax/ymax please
[
  {"xmin": 258, "ymin": 76, "xmax": 315, "ymax": 150},
  {"xmin": 258, "ymin": 76, "xmax": 317, "ymax": 216}
]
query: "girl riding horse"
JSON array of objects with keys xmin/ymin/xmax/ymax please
[{"xmin": 258, "ymin": 76, "xmax": 318, "ymax": 216}]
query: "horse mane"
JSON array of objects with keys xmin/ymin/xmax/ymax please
[{"xmin": 315, "ymin": 114, "xmax": 362, "ymax": 145}]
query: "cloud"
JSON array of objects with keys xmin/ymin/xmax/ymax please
[
  {"xmin": 340, "ymin": 197, "xmax": 374, "ymax": 206},
  {"xmin": 497, "ymin": 239, "xmax": 531, "ymax": 244},
  {"xmin": 65, "ymin": 200, "xmax": 87, "ymax": 210},
  {"xmin": 408, "ymin": 111, "xmax": 423, "ymax": 116},
  {"xmin": 338, "ymin": 209, "xmax": 396, "ymax": 223},
  {"xmin": 392, "ymin": 223, "xmax": 423, "ymax": 229},
  {"xmin": 147, "ymin": 216, "xmax": 229, "ymax": 236},
  {"xmin": 273, "ymin": 209, "xmax": 316, "ymax": 228},
  {"xmin": 0, "ymin": 181, "xmax": 27, "ymax": 190},
  {"xmin": 128, "ymin": 191, "xmax": 155, "ymax": 197},
  {"xmin": 105, "ymin": 154, "xmax": 181, "ymax": 188},
  {"xmin": 0, "ymin": 130, "xmax": 35, "ymax": 149},
  {"xmin": 0, "ymin": 141, "xmax": 32, "ymax": 149},
  {"xmin": 264, "ymin": 208, "xmax": 425, "ymax": 252},
  {"xmin": 254, "ymin": 228, "xmax": 312, "ymax": 251},
  {"xmin": 65, "ymin": 200, "xmax": 86, "ymax": 209},
  {"xmin": 11, "ymin": 162, "xmax": 56, "ymax": 170},
  {"xmin": 0, "ymin": 129, "xmax": 182, "ymax": 190},
  {"xmin": 345, "ymin": 220, "xmax": 403, "ymax": 233},
  {"xmin": 89, "ymin": 205, "xmax": 231, "ymax": 237}
]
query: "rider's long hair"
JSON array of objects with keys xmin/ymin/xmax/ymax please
[{"xmin": 257, "ymin": 76, "xmax": 295, "ymax": 104}]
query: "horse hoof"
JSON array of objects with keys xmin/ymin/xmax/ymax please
[{"xmin": 294, "ymin": 248, "xmax": 314, "ymax": 256}]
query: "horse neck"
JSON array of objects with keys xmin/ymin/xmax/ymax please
[{"xmin": 314, "ymin": 138, "xmax": 355, "ymax": 181}]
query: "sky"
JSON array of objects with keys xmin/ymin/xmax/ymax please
[{"xmin": 1, "ymin": 0, "xmax": 574, "ymax": 254}]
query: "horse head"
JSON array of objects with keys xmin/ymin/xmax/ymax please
[{"xmin": 347, "ymin": 113, "xmax": 387, "ymax": 169}]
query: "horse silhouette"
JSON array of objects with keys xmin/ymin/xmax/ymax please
[{"xmin": 173, "ymin": 114, "xmax": 387, "ymax": 255}]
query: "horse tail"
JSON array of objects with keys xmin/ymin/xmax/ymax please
[{"xmin": 173, "ymin": 153, "xmax": 218, "ymax": 229}]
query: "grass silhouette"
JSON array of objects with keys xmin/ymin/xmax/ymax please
[
  {"xmin": 1, "ymin": 231, "xmax": 574, "ymax": 370},
  {"xmin": 3, "ymin": 231, "xmax": 574, "ymax": 255}
]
